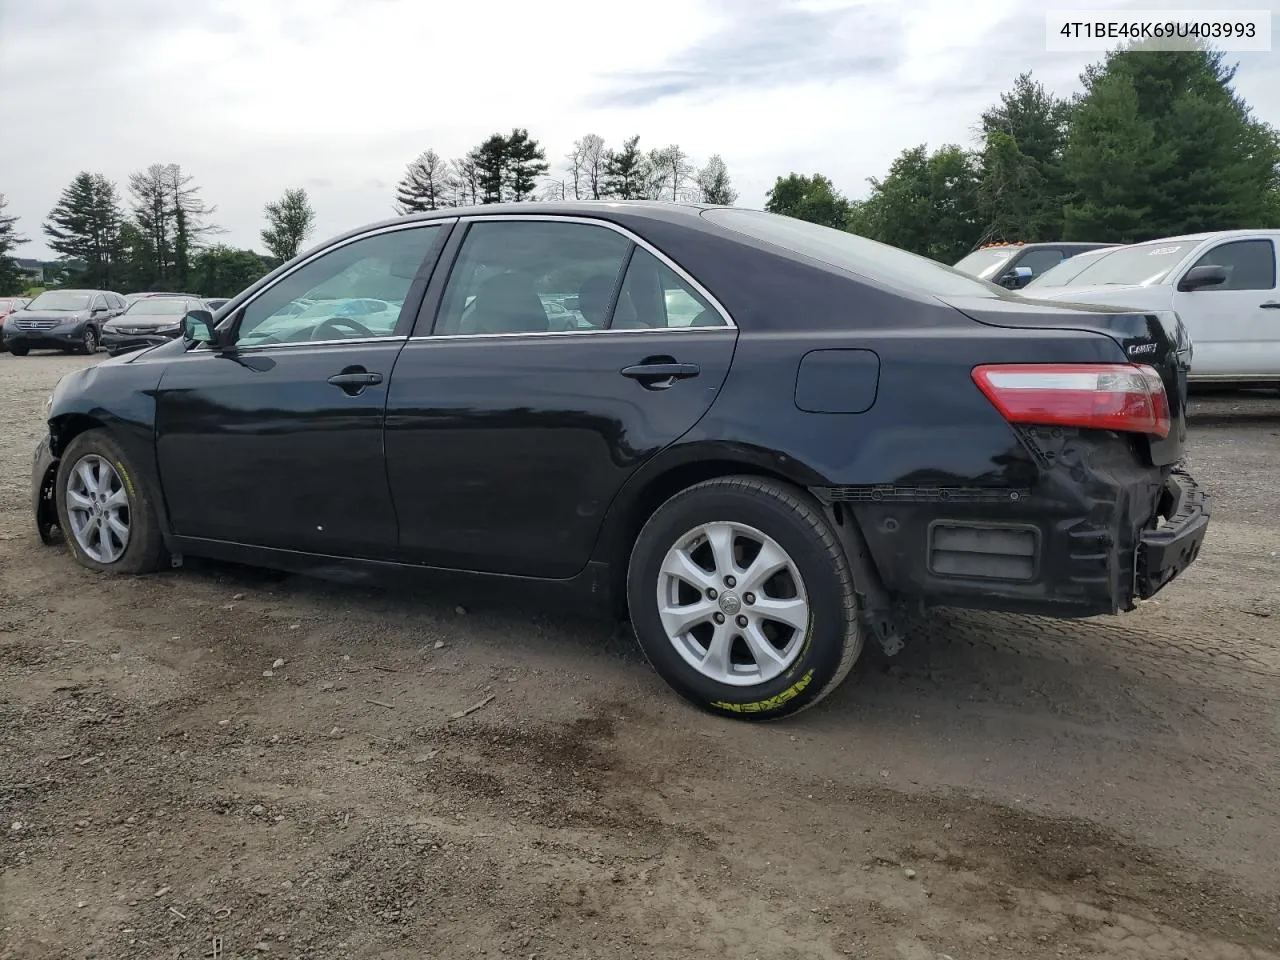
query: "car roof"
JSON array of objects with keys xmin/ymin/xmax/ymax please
[{"xmin": 1134, "ymin": 228, "xmax": 1280, "ymax": 244}]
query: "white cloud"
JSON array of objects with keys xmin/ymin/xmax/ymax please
[{"xmin": 1, "ymin": 0, "xmax": 1277, "ymax": 262}]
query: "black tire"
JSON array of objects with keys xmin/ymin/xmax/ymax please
[
  {"xmin": 8, "ymin": 345, "xmax": 29, "ymax": 356},
  {"xmin": 80, "ymin": 326, "xmax": 98, "ymax": 355},
  {"xmin": 55, "ymin": 429, "xmax": 166, "ymax": 575},
  {"xmin": 627, "ymin": 476, "xmax": 862, "ymax": 721}
]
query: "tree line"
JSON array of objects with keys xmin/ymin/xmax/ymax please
[
  {"xmin": 766, "ymin": 42, "xmax": 1280, "ymax": 264},
  {"xmin": 394, "ymin": 129, "xmax": 737, "ymax": 212},
  {"xmin": 0, "ymin": 169, "xmax": 316, "ymax": 297}
]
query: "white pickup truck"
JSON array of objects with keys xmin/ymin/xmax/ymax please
[{"xmin": 1024, "ymin": 229, "xmax": 1280, "ymax": 385}]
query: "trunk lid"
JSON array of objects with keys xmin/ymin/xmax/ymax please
[{"xmin": 939, "ymin": 294, "xmax": 1191, "ymax": 466}]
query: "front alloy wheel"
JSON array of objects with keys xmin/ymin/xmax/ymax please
[
  {"xmin": 54, "ymin": 429, "xmax": 166, "ymax": 574},
  {"xmin": 81, "ymin": 327, "xmax": 98, "ymax": 354},
  {"xmin": 65, "ymin": 454, "xmax": 131, "ymax": 563}
]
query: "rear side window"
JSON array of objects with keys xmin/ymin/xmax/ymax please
[
  {"xmin": 433, "ymin": 220, "xmax": 631, "ymax": 335},
  {"xmin": 612, "ymin": 248, "xmax": 723, "ymax": 328},
  {"xmin": 702, "ymin": 207, "xmax": 1000, "ymax": 297},
  {"xmin": 1189, "ymin": 239, "xmax": 1276, "ymax": 291}
]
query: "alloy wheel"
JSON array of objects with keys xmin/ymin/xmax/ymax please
[
  {"xmin": 656, "ymin": 521, "xmax": 810, "ymax": 686},
  {"xmin": 65, "ymin": 454, "xmax": 130, "ymax": 563}
]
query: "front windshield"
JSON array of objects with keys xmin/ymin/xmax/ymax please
[
  {"xmin": 27, "ymin": 291, "xmax": 90, "ymax": 311},
  {"xmin": 702, "ymin": 208, "xmax": 1001, "ymax": 297},
  {"xmin": 1061, "ymin": 241, "xmax": 1196, "ymax": 287},
  {"xmin": 1024, "ymin": 247, "xmax": 1120, "ymax": 288},
  {"xmin": 125, "ymin": 298, "xmax": 191, "ymax": 315},
  {"xmin": 952, "ymin": 248, "xmax": 1018, "ymax": 279}
]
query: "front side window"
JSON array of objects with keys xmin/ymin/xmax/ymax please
[
  {"xmin": 612, "ymin": 248, "xmax": 723, "ymax": 328},
  {"xmin": 236, "ymin": 225, "xmax": 444, "ymax": 347},
  {"xmin": 433, "ymin": 220, "xmax": 631, "ymax": 335},
  {"xmin": 91, "ymin": 295, "xmax": 108, "ymax": 311},
  {"xmin": 1187, "ymin": 239, "xmax": 1276, "ymax": 291}
]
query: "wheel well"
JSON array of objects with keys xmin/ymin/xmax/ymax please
[
  {"xmin": 50, "ymin": 414, "xmax": 105, "ymax": 457},
  {"xmin": 606, "ymin": 459, "xmax": 804, "ymax": 619}
]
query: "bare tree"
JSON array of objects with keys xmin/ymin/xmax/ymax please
[
  {"xmin": 644, "ymin": 145, "xmax": 693, "ymax": 201},
  {"xmin": 565, "ymin": 133, "xmax": 608, "ymax": 200},
  {"xmin": 447, "ymin": 154, "xmax": 480, "ymax": 207}
]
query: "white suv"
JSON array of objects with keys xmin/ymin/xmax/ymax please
[{"xmin": 1026, "ymin": 229, "xmax": 1280, "ymax": 384}]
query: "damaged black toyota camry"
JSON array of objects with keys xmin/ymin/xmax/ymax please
[{"xmin": 32, "ymin": 202, "xmax": 1208, "ymax": 720}]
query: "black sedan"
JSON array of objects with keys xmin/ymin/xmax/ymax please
[
  {"xmin": 31, "ymin": 202, "xmax": 1209, "ymax": 720},
  {"xmin": 4, "ymin": 288, "xmax": 127, "ymax": 355},
  {"xmin": 101, "ymin": 295, "xmax": 210, "ymax": 355}
]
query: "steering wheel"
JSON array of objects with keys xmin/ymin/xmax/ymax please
[{"xmin": 311, "ymin": 315, "xmax": 376, "ymax": 340}]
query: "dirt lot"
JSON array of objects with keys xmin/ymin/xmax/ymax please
[{"xmin": 2, "ymin": 352, "xmax": 1278, "ymax": 960}]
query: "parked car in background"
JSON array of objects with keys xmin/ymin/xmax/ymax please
[
  {"xmin": 1028, "ymin": 229, "xmax": 1280, "ymax": 385},
  {"xmin": 33, "ymin": 202, "xmax": 1206, "ymax": 720},
  {"xmin": 102, "ymin": 295, "xmax": 211, "ymax": 356},
  {"xmin": 953, "ymin": 241, "xmax": 1113, "ymax": 289},
  {"xmin": 3, "ymin": 289, "xmax": 126, "ymax": 355},
  {"xmin": 0, "ymin": 297, "xmax": 32, "ymax": 353},
  {"xmin": 1021, "ymin": 245, "xmax": 1123, "ymax": 290}
]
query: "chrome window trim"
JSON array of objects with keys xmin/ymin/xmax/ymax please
[
  {"xmin": 218, "ymin": 218, "xmax": 459, "ymax": 349},
  {"xmin": 410, "ymin": 213, "xmax": 738, "ymax": 341}
]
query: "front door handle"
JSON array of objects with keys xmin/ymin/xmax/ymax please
[
  {"xmin": 327, "ymin": 368, "xmax": 383, "ymax": 395},
  {"xmin": 1261, "ymin": 301, "xmax": 1280, "ymax": 309},
  {"xmin": 620, "ymin": 360, "xmax": 700, "ymax": 389}
]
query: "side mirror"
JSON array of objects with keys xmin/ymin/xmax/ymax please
[
  {"xmin": 182, "ymin": 309, "xmax": 218, "ymax": 346},
  {"xmin": 91, "ymin": 306, "xmax": 109, "ymax": 316},
  {"xmin": 999, "ymin": 265, "xmax": 1034, "ymax": 288},
  {"xmin": 1178, "ymin": 264, "xmax": 1228, "ymax": 292}
]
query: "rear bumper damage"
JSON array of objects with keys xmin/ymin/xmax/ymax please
[{"xmin": 815, "ymin": 429, "xmax": 1210, "ymax": 620}]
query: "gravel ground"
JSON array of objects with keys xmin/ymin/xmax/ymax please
[{"xmin": 2, "ymin": 352, "xmax": 1278, "ymax": 960}]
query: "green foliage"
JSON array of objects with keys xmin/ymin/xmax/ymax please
[
  {"xmin": 603, "ymin": 136, "xmax": 648, "ymax": 200},
  {"xmin": 190, "ymin": 245, "xmax": 271, "ymax": 297},
  {"xmin": 504, "ymin": 128, "xmax": 548, "ymax": 202},
  {"xmin": 0, "ymin": 193, "xmax": 25, "ymax": 295},
  {"xmin": 853, "ymin": 146, "xmax": 981, "ymax": 262},
  {"xmin": 976, "ymin": 73, "xmax": 1073, "ymax": 242},
  {"xmin": 127, "ymin": 163, "xmax": 218, "ymax": 290},
  {"xmin": 262, "ymin": 187, "xmax": 316, "ymax": 263},
  {"xmin": 764, "ymin": 173, "xmax": 851, "ymax": 228},
  {"xmin": 695, "ymin": 155, "xmax": 737, "ymax": 205},
  {"xmin": 1063, "ymin": 42, "xmax": 1280, "ymax": 240},
  {"xmin": 43, "ymin": 172, "xmax": 123, "ymax": 287}
]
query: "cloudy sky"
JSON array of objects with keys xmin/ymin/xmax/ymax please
[{"xmin": 2, "ymin": 0, "xmax": 1278, "ymax": 260}]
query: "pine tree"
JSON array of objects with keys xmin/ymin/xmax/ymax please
[
  {"xmin": 0, "ymin": 193, "xmax": 26, "ymax": 295},
  {"xmin": 1063, "ymin": 41, "xmax": 1280, "ymax": 240},
  {"xmin": 694, "ymin": 155, "xmax": 737, "ymax": 205},
  {"xmin": 603, "ymin": 136, "xmax": 647, "ymax": 199},
  {"xmin": 43, "ymin": 172, "xmax": 123, "ymax": 287},
  {"xmin": 395, "ymin": 150, "xmax": 450, "ymax": 213},
  {"xmin": 262, "ymin": 188, "xmax": 317, "ymax": 263},
  {"xmin": 504, "ymin": 128, "xmax": 548, "ymax": 202},
  {"xmin": 472, "ymin": 135, "xmax": 509, "ymax": 204}
]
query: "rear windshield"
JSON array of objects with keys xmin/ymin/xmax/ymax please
[
  {"xmin": 701, "ymin": 208, "xmax": 999, "ymax": 297},
  {"xmin": 952, "ymin": 248, "xmax": 1018, "ymax": 279},
  {"xmin": 1024, "ymin": 247, "xmax": 1122, "ymax": 288},
  {"xmin": 1062, "ymin": 241, "xmax": 1196, "ymax": 287},
  {"xmin": 126, "ymin": 297, "xmax": 192, "ymax": 315}
]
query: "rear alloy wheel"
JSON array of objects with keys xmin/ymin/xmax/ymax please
[
  {"xmin": 81, "ymin": 326, "xmax": 98, "ymax": 355},
  {"xmin": 627, "ymin": 476, "xmax": 863, "ymax": 720},
  {"xmin": 55, "ymin": 429, "xmax": 165, "ymax": 574}
]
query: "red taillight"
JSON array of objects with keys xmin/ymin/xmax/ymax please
[{"xmin": 972, "ymin": 363, "xmax": 1171, "ymax": 438}]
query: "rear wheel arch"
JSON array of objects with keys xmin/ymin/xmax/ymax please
[{"xmin": 598, "ymin": 452, "xmax": 828, "ymax": 619}]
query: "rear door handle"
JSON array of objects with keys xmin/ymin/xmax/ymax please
[
  {"xmin": 1261, "ymin": 301, "xmax": 1280, "ymax": 309},
  {"xmin": 620, "ymin": 361, "xmax": 701, "ymax": 387}
]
